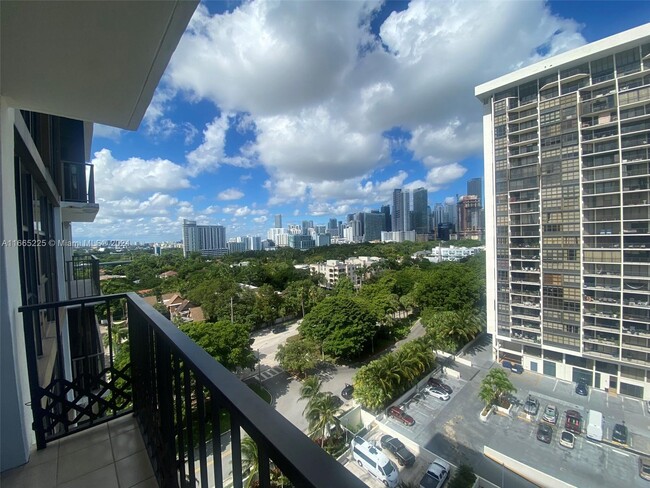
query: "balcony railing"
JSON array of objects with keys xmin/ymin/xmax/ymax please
[
  {"xmin": 65, "ymin": 255, "xmax": 100, "ymax": 298},
  {"xmin": 62, "ymin": 161, "xmax": 95, "ymax": 204},
  {"xmin": 19, "ymin": 293, "xmax": 365, "ymax": 488}
]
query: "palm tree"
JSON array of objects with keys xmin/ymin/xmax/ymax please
[
  {"xmin": 304, "ymin": 393, "xmax": 341, "ymax": 445},
  {"xmin": 479, "ymin": 369, "xmax": 517, "ymax": 407},
  {"xmin": 241, "ymin": 436, "xmax": 259, "ymax": 488},
  {"xmin": 449, "ymin": 308, "xmax": 483, "ymax": 344},
  {"xmin": 299, "ymin": 376, "xmax": 322, "ymax": 414},
  {"xmin": 377, "ymin": 354, "xmax": 403, "ymax": 391}
]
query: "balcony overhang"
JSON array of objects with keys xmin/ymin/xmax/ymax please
[
  {"xmin": 61, "ymin": 201, "xmax": 100, "ymax": 223},
  {"xmin": 1, "ymin": 0, "xmax": 198, "ymax": 130}
]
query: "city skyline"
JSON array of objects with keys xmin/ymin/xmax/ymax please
[{"xmin": 71, "ymin": 1, "xmax": 650, "ymax": 242}]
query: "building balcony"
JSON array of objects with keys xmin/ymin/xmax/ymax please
[
  {"xmin": 16, "ymin": 294, "xmax": 364, "ymax": 488},
  {"xmin": 61, "ymin": 161, "xmax": 99, "ymax": 223},
  {"xmin": 65, "ymin": 255, "xmax": 101, "ymax": 298}
]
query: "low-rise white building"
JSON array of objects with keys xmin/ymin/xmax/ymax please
[
  {"xmin": 309, "ymin": 256, "xmax": 382, "ymax": 289},
  {"xmin": 415, "ymin": 245, "xmax": 484, "ymax": 263}
]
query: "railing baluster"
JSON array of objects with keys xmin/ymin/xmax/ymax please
[
  {"xmin": 196, "ymin": 384, "xmax": 209, "ymax": 488},
  {"xmin": 230, "ymin": 419, "xmax": 243, "ymax": 488},
  {"xmin": 183, "ymin": 362, "xmax": 196, "ymax": 488},
  {"xmin": 210, "ymin": 388, "xmax": 224, "ymax": 488},
  {"xmin": 173, "ymin": 355, "xmax": 186, "ymax": 486},
  {"xmin": 257, "ymin": 439, "xmax": 271, "ymax": 488},
  {"xmin": 155, "ymin": 335, "xmax": 177, "ymax": 486}
]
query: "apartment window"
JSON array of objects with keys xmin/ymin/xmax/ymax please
[
  {"xmin": 616, "ymin": 47, "xmax": 641, "ymax": 75},
  {"xmin": 620, "ymin": 365, "xmax": 646, "ymax": 381},
  {"xmin": 591, "ymin": 55, "xmax": 614, "ymax": 82}
]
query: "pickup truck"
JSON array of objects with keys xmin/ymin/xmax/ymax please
[{"xmin": 420, "ymin": 458, "xmax": 451, "ymax": 488}]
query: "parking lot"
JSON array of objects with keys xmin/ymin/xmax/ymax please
[
  {"xmin": 343, "ymin": 426, "xmax": 452, "ymax": 488},
  {"xmin": 382, "ymin": 375, "xmax": 469, "ymax": 446},
  {"xmin": 419, "ymin": 364, "xmax": 649, "ymax": 488}
]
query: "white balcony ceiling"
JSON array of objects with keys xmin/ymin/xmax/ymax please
[{"xmin": 1, "ymin": 0, "xmax": 198, "ymax": 130}]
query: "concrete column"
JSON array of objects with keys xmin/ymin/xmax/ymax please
[{"xmin": 0, "ymin": 102, "xmax": 32, "ymax": 470}]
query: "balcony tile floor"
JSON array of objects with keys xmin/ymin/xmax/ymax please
[{"xmin": 0, "ymin": 415, "xmax": 157, "ymax": 488}]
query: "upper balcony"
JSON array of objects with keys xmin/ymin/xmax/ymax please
[
  {"xmin": 17, "ymin": 294, "xmax": 364, "ymax": 488},
  {"xmin": 61, "ymin": 161, "xmax": 99, "ymax": 223}
]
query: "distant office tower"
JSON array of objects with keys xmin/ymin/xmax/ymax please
[
  {"xmin": 288, "ymin": 235, "xmax": 315, "ymax": 250},
  {"xmin": 437, "ymin": 223, "xmax": 453, "ymax": 241},
  {"xmin": 476, "ymin": 26, "xmax": 650, "ymax": 399},
  {"xmin": 402, "ymin": 190, "xmax": 411, "ymax": 231},
  {"xmin": 391, "ymin": 189, "xmax": 403, "ymax": 232},
  {"xmin": 274, "ymin": 214, "xmax": 282, "ymax": 228},
  {"xmin": 247, "ymin": 235, "xmax": 262, "ymax": 251},
  {"xmin": 315, "ymin": 234, "xmax": 331, "ymax": 247},
  {"xmin": 363, "ymin": 212, "xmax": 385, "ymax": 241},
  {"xmin": 328, "ymin": 218, "xmax": 338, "ymax": 230},
  {"xmin": 381, "ymin": 205, "xmax": 392, "ymax": 232},
  {"xmin": 458, "ymin": 195, "xmax": 483, "ymax": 240},
  {"xmin": 182, "ymin": 219, "xmax": 226, "ymax": 257},
  {"xmin": 301, "ymin": 220, "xmax": 311, "ymax": 235},
  {"xmin": 467, "ymin": 177, "xmax": 483, "ymax": 207},
  {"xmin": 412, "ymin": 187, "xmax": 429, "ymax": 235}
]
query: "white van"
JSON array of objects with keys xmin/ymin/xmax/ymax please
[
  {"xmin": 351, "ymin": 436, "xmax": 399, "ymax": 487},
  {"xmin": 586, "ymin": 410, "xmax": 604, "ymax": 442}
]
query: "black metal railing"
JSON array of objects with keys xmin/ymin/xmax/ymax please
[
  {"xmin": 62, "ymin": 161, "xmax": 95, "ymax": 203},
  {"xmin": 65, "ymin": 255, "xmax": 100, "ymax": 298},
  {"xmin": 20, "ymin": 293, "xmax": 366, "ymax": 488}
]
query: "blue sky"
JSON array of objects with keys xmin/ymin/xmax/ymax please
[{"xmin": 79, "ymin": 1, "xmax": 650, "ymax": 242}]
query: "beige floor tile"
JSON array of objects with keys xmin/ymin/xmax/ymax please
[
  {"xmin": 57, "ymin": 438, "xmax": 114, "ymax": 484},
  {"xmin": 58, "ymin": 423, "xmax": 109, "ymax": 457},
  {"xmin": 131, "ymin": 476, "xmax": 158, "ymax": 488},
  {"xmin": 115, "ymin": 450, "xmax": 154, "ymax": 488},
  {"xmin": 56, "ymin": 464, "xmax": 119, "ymax": 488},
  {"xmin": 0, "ymin": 458, "xmax": 57, "ymax": 488},
  {"xmin": 107, "ymin": 415, "xmax": 138, "ymax": 438},
  {"xmin": 27, "ymin": 441, "xmax": 59, "ymax": 468},
  {"xmin": 110, "ymin": 429, "xmax": 145, "ymax": 462}
]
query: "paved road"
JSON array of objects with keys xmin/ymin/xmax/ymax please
[{"xmin": 251, "ymin": 320, "xmax": 302, "ymax": 368}]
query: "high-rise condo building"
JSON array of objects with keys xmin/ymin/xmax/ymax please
[
  {"xmin": 391, "ymin": 189, "xmax": 404, "ymax": 231},
  {"xmin": 467, "ymin": 177, "xmax": 483, "ymax": 207},
  {"xmin": 363, "ymin": 212, "xmax": 385, "ymax": 241},
  {"xmin": 476, "ymin": 25, "xmax": 650, "ymax": 400},
  {"xmin": 275, "ymin": 214, "xmax": 283, "ymax": 228},
  {"xmin": 413, "ymin": 187, "xmax": 429, "ymax": 235},
  {"xmin": 381, "ymin": 204, "xmax": 392, "ymax": 232},
  {"xmin": 402, "ymin": 189, "xmax": 412, "ymax": 231},
  {"xmin": 182, "ymin": 219, "xmax": 227, "ymax": 257}
]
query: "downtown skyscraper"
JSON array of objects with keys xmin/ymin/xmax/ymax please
[{"xmin": 476, "ymin": 25, "xmax": 650, "ymax": 400}]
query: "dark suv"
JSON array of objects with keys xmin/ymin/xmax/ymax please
[{"xmin": 380, "ymin": 435, "xmax": 415, "ymax": 467}]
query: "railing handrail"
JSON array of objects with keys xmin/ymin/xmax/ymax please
[{"xmin": 126, "ymin": 292, "xmax": 366, "ymax": 488}]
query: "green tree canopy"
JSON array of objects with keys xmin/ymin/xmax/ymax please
[
  {"xmin": 421, "ymin": 308, "xmax": 484, "ymax": 352},
  {"xmin": 299, "ymin": 295, "xmax": 379, "ymax": 360},
  {"xmin": 276, "ymin": 338, "xmax": 321, "ymax": 378},
  {"xmin": 179, "ymin": 320, "xmax": 256, "ymax": 371}
]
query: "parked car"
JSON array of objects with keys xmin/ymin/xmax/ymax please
[
  {"xmin": 612, "ymin": 423, "xmax": 629, "ymax": 446},
  {"xmin": 341, "ymin": 384, "xmax": 354, "ymax": 400},
  {"xmin": 542, "ymin": 405, "xmax": 558, "ymax": 425},
  {"xmin": 536, "ymin": 423, "xmax": 553, "ymax": 444},
  {"xmin": 501, "ymin": 360, "xmax": 523, "ymax": 374},
  {"xmin": 575, "ymin": 382, "xmax": 589, "ymax": 396},
  {"xmin": 523, "ymin": 395, "xmax": 540, "ymax": 415},
  {"xmin": 565, "ymin": 410, "xmax": 583, "ymax": 435},
  {"xmin": 640, "ymin": 456, "xmax": 650, "ymax": 481},
  {"xmin": 425, "ymin": 386, "xmax": 450, "ymax": 401},
  {"xmin": 388, "ymin": 406, "xmax": 415, "ymax": 426},
  {"xmin": 380, "ymin": 435, "xmax": 415, "ymax": 467},
  {"xmin": 427, "ymin": 377, "xmax": 453, "ymax": 394},
  {"xmin": 419, "ymin": 458, "xmax": 451, "ymax": 488},
  {"xmin": 559, "ymin": 431, "xmax": 575, "ymax": 449}
]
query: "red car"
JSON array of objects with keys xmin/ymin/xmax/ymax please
[
  {"xmin": 388, "ymin": 406, "xmax": 415, "ymax": 426},
  {"xmin": 565, "ymin": 410, "xmax": 582, "ymax": 435}
]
